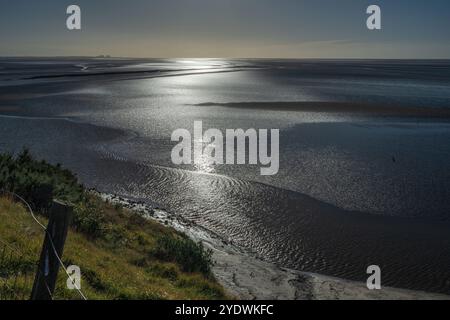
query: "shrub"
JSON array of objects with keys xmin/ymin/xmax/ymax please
[
  {"xmin": 152, "ymin": 234, "xmax": 213, "ymax": 276},
  {"xmin": 0, "ymin": 149, "xmax": 83, "ymax": 212},
  {"xmin": 73, "ymin": 199, "xmax": 106, "ymax": 238},
  {"xmin": 0, "ymin": 150, "xmax": 109, "ymax": 237}
]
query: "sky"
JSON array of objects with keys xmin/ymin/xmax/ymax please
[{"xmin": 1, "ymin": 0, "xmax": 450, "ymax": 58}]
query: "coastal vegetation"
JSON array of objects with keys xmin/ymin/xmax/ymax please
[{"xmin": 0, "ymin": 150, "xmax": 226, "ymax": 300}]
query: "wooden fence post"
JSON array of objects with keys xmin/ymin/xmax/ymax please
[{"xmin": 30, "ymin": 200, "xmax": 73, "ymax": 300}]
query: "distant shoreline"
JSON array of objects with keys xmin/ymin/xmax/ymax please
[{"xmin": 2, "ymin": 56, "xmax": 450, "ymax": 61}]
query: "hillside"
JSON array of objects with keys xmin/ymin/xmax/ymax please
[{"xmin": 0, "ymin": 150, "xmax": 227, "ymax": 300}]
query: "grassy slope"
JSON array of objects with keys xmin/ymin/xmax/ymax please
[
  {"xmin": 0, "ymin": 150, "xmax": 227, "ymax": 300},
  {"xmin": 0, "ymin": 196, "xmax": 227, "ymax": 300}
]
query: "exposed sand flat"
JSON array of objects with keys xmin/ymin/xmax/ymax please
[
  {"xmin": 207, "ymin": 237, "xmax": 450, "ymax": 300},
  {"xmin": 97, "ymin": 191, "xmax": 450, "ymax": 301},
  {"xmin": 191, "ymin": 101, "xmax": 450, "ymax": 118}
]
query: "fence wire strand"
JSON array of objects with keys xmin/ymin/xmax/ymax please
[{"xmin": 1, "ymin": 191, "xmax": 87, "ymax": 300}]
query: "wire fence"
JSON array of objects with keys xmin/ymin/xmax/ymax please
[{"xmin": 0, "ymin": 192, "xmax": 88, "ymax": 300}]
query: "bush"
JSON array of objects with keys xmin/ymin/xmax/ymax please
[
  {"xmin": 73, "ymin": 199, "xmax": 106, "ymax": 238},
  {"xmin": 0, "ymin": 150, "xmax": 109, "ymax": 237},
  {"xmin": 14, "ymin": 177, "xmax": 54, "ymax": 212},
  {"xmin": 0, "ymin": 149, "xmax": 83, "ymax": 212},
  {"xmin": 152, "ymin": 234, "xmax": 213, "ymax": 276}
]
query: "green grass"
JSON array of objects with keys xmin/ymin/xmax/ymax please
[{"xmin": 0, "ymin": 150, "xmax": 228, "ymax": 300}]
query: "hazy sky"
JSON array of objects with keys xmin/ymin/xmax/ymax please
[{"xmin": 1, "ymin": 0, "xmax": 450, "ymax": 58}]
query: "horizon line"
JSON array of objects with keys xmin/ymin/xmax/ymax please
[{"xmin": 1, "ymin": 55, "xmax": 450, "ymax": 61}]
